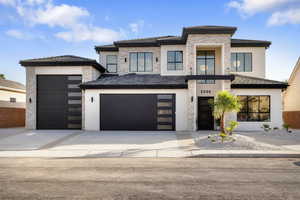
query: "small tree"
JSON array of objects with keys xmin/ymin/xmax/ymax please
[
  {"xmin": 0, "ymin": 74, "xmax": 5, "ymax": 79},
  {"xmin": 209, "ymin": 91, "xmax": 242, "ymax": 134}
]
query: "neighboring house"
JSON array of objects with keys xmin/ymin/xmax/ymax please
[
  {"xmin": 20, "ymin": 25, "xmax": 287, "ymax": 131},
  {"xmin": 283, "ymin": 57, "xmax": 300, "ymax": 129},
  {"xmin": 0, "ymin": 78, "xmax": 26, "ymax": 128}
]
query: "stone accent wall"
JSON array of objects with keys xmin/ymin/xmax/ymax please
[
  {"xmin": 187, "ymin": 80, "xmax": 197, "ymax": 131},
  {"xmin": 186, "ymin": 34, "xmax": 231, "ymax": 75},
  {"xmin": 186, "ymin": 34, "xmax": 232, "ymax": 130},
  {"xmin": 118, "ymin": 47, "xmax": 161, "ymax": 74},
  {"xmin": 25, "ymin": 67, "xmax": 36, "ymax": 129}
]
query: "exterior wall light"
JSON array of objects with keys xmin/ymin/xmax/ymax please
[
  {"xmin": 29, "ymin": 98, "xmax": 32, "ymax": 103},
  {"xmin": 91, "ymin": 97, "xmax": 94, "ymax": 103},
  {"xmin": 156, "ymin": 57, "xmax": 159, "ymax": 62},
  {"xmin": 124, "ymin": 58, "xmax": 127, "ymax": 62},
  {"xmin": 191, "ymin": 96, "xmax": 193, "ymax": 102}
]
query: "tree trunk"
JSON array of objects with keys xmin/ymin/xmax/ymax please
[{"xmin": 220, "ymin": 113, "xmax": 225, "ymax": 133}]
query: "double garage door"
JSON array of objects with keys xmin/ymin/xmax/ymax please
[
  {"xmin": 37, "ymin": 75, "xmax": 82, "ymax": 129},
  {"xmin": 100, "ymin": 94, "xmax": 175, "ymax": 131}
]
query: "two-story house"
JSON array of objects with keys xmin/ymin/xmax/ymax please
[{"xmin": 20, "ymin": 26, "xmax": 287, "ymax": 131}]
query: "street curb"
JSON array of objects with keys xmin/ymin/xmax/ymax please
[{"xmin": 188, "ymin": 154, "xmax": 300, "ymax": 158}]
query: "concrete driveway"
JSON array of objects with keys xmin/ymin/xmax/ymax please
[{"xmin": 0, "ymin": 129, "xmax": 194, "ymax": 157}]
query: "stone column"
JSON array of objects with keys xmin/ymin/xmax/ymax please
[{"xmin": 25, "ymin": 67, "xmax": 36, "ymax": 129}]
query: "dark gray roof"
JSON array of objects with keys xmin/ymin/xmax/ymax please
[
  {"xmin": 231, "ymin": 74, "xmax": 288, "ymax": 89},
  {"xmin": 231, "ymin": 39, "xmax": 271, "ymax": 48},
  {"xmin": 95, "ymin": 38, "xmax": 271, "ymax": 52},
  {"xmin": 20, "ymin": 55, "xmax": 105, "ymax": 72},
  {"xmin": 114, "ymin": 36, "xmax": 175, "ymax": 47},
  {"xmin": 80, "ymin": 73, "xmax": 187, "ymax": 89},
  {"xmin": 0, "ymin": 78, "xmax": 25, "ymax": 90},
  {"xmin": 182, "ymin": 25, "xmax": 237, "ymax": 39}
]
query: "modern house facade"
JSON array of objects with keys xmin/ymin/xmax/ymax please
[
  {"xmin": 20, "ymin": 26, "xmax": 287, "ymax": 131},
  {"xmin": 0, "ymin": 77, "xmax": 26, "ymax": 128},
  {"xmin": 284, "ymin": 57, "xmax": 300, "ymax": 129}
]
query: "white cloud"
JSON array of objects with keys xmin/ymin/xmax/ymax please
[
  {"xmin": 0, "ymin": 0, "xmax": 15, "ymax": 6},
  {"xmin": 228, "ymin": 0, "xmax": 300, "ymax": 25},
  {"xmin": 55, "ymin": 24, "xmax": 124, "ymax": 43},
  {"xmin": 5, "ymin": 29, "xmax": 25, "ymax": 39},
  {"xmin": 268, "ymin": 8, "xmax": 300, "ymax": 25},
  {"xmin": 129, "ymin": 20, "xmax": 144, "ymax": 33},
  {"xmin": 1, "ymin": 0, "xmax": 124, "ymax": 43},
  {"xmin": 30, "ymin": 4, "xmax": 89, "ymax": 27}
]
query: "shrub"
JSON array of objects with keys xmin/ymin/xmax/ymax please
[
  {"xmin": 262, "ymin": 124, "xmax": 271, "ymax": 132},
  {"xmin": 226, "ymin": 121, "xmax": 239, "ymax": 135}
]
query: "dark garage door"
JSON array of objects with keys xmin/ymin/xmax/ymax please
[
  {"xmin": 37, "ymin": 75, "xmax": 82, "ymax": 129},
  {"xmin": 100, "ymin": 94, "xmax": 175, "ymax": 131}
]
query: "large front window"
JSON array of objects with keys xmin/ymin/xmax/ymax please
[
  {"xmin": 129, "ymin": 52, "xmax": 153, "ymax": 72},
  {"xmin": 167, "ymin": 51, "xmax": 183, "ymax": 70},
  {"xmin": 196, "ymin": 50, "xmax": 215, "ymax": 84},
  {"xmin": 231, "ymin": 53, "xmax": 252, "ymax": 72},
  {"xmin": 237, "ymin": 96, "xmax": 270, "ymax": 122}
]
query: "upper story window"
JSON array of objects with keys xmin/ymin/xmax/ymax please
[
  {"xmin": 106, "ymin": 55, "xmax": 118, "ymax": 73},
  {"xmin": 237, "ymin": 96, "xmax": 270, "ymax": 122},
  {"xmin": 10, "ymin": 97, "xmax": 16, "ymax": 103},
  {"xmin": 231, "ymin": 53, "xmax": 252, "ymax": 72},
  {"xmin": 196, "ymin": 50, "xmax": 215, "ymax": 84},
  {"xmin": 167, "ymin": 51, "xmax": 183, "ymax": 70},
  {"xmin": 129, "ymin": 52, "xmax": 153, "ymax": 72}
]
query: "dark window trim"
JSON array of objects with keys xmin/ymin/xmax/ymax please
[
  {"xmin": 237, "ymin": 95, "xmax": 271, "ymax": 122},
  {"xmin": 167, "ymin": 51, "xmax": 183, "ymax": 71},
  {"xmin": 231, "ymin": 52, "xmax": 252, "ymax": 72},
  {"xmin": 129, "ymin": 52, "xmax": 153, "ymax": 72},
  {"xmin": 196, "ymin": 50, "xmax": 215, "ymax": 84},
  {"xmin": 106, "ymin": 55, "xmax": 118, "ymax": 73},
  {"xmin": 10, "ymin": 97, "xmax": 16, "ymax": 103}
]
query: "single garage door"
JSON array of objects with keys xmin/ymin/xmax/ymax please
[
  {"xmin": 37, "ymin": 75, "xmax": 82, "ymax": 129},
  {"xmin": 100, "ymin": 94, "xmax": 175, "ymax": 131}
]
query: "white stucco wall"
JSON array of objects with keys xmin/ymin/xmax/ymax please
[
  {"xmin": 160, "ymin": 45, "xmax": 187, "ymax": 75},
  {"xmin": 230, "ymin": 47, "xmax": 266, "ymax": 78},
  {"xmin": 84, "ymin": 89, "xmax": 188, "ymax": 131},
  {"xmin": 228, "ymin": 89, "xmax": 283, "ymax": 131}
]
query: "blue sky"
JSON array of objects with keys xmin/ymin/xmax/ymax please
[{"xmin": 0, "ymin": 0, "xmax": 299, "ymax": 84}]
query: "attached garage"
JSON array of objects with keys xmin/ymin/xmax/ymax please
[
  {"xmin": 37, "ymin": 75, "xmax": 82, "ymax": 129},
  {"xmin": 20, "ymin": 55, "xmax": 105, "ymax": 130},
  {"xmin": 100, "ymin": 94, "xmax": 175, "ymax": 131}
]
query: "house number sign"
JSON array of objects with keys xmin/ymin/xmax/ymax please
[{"xmin": 200, "ymin": 90, "xmax": 211, "ymax": 94}]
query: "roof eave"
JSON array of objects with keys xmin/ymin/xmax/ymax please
[
  {"xmin": 80, "ymin": 84, "xmax": 188, "ymax": 90},
  {"xmin": 231, "ymin": 84, "xmax": 288, "ymax": 89}
]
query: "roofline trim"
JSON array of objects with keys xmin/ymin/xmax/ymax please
[
  {"xmin": 231, "ymin": 84, "xmax": 288, "ymax": 89},
  {"xmin": 80, "ymin": 84, "xmax": 188, "ymax": 90},
  {"xmin": 20, "ymin": 61, "xmax": 106, "ymax": 73}
]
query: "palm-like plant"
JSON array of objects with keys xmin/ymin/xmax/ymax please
[{"xmin": 209, "ymin": 91, "xmax": 242, "ymax": 134}]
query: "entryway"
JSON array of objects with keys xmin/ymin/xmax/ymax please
[{"xmin": 197, "ymin": 97, "xmax": 214, "ymax": 130}]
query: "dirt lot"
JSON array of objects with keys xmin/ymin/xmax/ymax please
[{"xmin": 0, "ymin": 158, "xmax": 300, "ymax": 199}]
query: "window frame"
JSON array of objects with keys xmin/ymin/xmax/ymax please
[
  {"xmin": 237, "ymin": 95, "xmax": 271, "ymax": 122},
  {"xmin": 129, "ymin": 52, "xmax": 153, "ymax": 72},
  {"xmin": 10, "ymin": 97, "xmax": 16, "ymax": 103},
  {"xmin": 106, "ymin": 55, "xmax": 118, "ymax": 73},
  {"xmin": 231, "ymin": 52, "xmax": 252, "ymax": 72},
  {"xmin": 167, "ymin": 51, "xmax": 183, "ymax": 71},
  {"xmin": 196, "ymin": 50, "xmax": 215, "ymax": 84}
]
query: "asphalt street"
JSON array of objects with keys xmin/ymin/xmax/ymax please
[{"xmin": 0, "ymin": 158, "xmax": 299, "ymax": 200}]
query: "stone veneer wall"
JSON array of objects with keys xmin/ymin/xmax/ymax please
[
  {"xmin": 25, "ymin": 67, "xmax": 36, "ymax": 129},
  {"xmin": 185, "ymin": 34, "xmax": 232, "ymax": 131},
  {"xmin": 118, "ymin": 47, "xmax": 161, "ymax": 74}
]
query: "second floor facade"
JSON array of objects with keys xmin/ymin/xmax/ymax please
[{"xmin": 95, "ymin": 26, "xmax": 271, "ymax": 79}]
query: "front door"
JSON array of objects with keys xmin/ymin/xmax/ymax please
[{"xmin": 197, "ymin": 97, "xmax": 214, "ymax": 130}]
